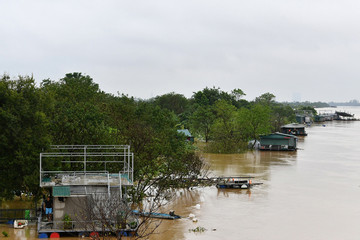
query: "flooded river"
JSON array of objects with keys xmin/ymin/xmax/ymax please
[
  {"xmin": 2, "ymin": 106, "xmax": 360, "ymax": 240},
  {"xmin": 153, "ymin": 106, "xmax": 360, "ymax": 240}
]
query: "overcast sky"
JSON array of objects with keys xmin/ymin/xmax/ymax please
[{"xmin": 1, "ymin": 0, "xmax": 360, "ymax": 102}]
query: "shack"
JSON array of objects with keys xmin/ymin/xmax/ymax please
[
  {"xmin": 259, "ymin": 132, "xmax": 297, "ymax": 151},
  {"xmin": 280, "ymin": 123, "xmax": 307, "ymax": 136},
  {"xmin": 296, "ymin": 115, "xmax": 312, "ymax": 124},
  {"xmin": 177, "ymin": 129, "xmax": 194, "ymax": 143}
]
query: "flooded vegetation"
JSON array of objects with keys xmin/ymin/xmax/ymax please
[
  {"xmin": 150, "ymin": 107, "xmax": 360, "ymax": 240},
  {"xmin": 2, "ymin": 107, "xmax": 360, "ymax": 239},
  {"xmin": 0, "ymin": 108, "xmax": 360, "ymax": 240},
  {"xmin": 0, "ymin": 79, "xmax": 360, "ymax": 240}
]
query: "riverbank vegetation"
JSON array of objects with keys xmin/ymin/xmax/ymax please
[{"xmin": 0, "ymin": 73, "xmax": 296, "ymax": 200}]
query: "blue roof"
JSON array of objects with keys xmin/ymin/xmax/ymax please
[{"xmin": 177, "ymin": 129, "xmax": 192, "ymax": 137}]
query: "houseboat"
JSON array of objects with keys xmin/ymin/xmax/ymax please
[
  {"xmin": 280, "ymin": 123, "xmax": 307, "ymax": 136},
  {"xmin": 215, "ymin": 177, "xmax": 261, "ymax": 189},
  {"xmin": 259, "ymin": 132, "xmax": 297, "ymax": 151}
]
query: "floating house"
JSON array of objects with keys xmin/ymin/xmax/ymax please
[
  {"xmin": 38, "ymin": 145, "xmax": 136, "ymax": 237},
  {"xmin": 296, "ymin": 115, "xmax": 312, "ymax": 124},
  {"xmin": 295, "ymin": 110, "xmax": 313, "ymax": 124},
  {"xmin": 280, "ymin": 123, "xmax": 307, "ymax": 136},
  {"xmin": 259, "ymin": 133, "xmax": 297, "ymax": 151},
  {"xmin": 177, "ymin": 129, "xmax": 194, "ymax": 143}
]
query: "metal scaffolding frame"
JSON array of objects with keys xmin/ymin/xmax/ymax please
[{"xmin": 40, "ymin": 145, "xmax": 134, "ymax": 196}]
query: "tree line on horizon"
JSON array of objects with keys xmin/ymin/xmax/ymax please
[{"xmin": 0, "ymin": 72, "xmax": 299, "ymax": 200}]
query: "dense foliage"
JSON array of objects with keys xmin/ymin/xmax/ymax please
[
  {"xmin": 0, "ymin": 76, "xmax": 52, "ymax": 198},
  {"xmin": 0, "ymin": 73, "xmax": 296, "ymax": 199}
]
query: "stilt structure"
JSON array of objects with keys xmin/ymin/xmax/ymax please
[{"xmin": 38, "ymin": 145, "xmax": 136, "ymax": 237}]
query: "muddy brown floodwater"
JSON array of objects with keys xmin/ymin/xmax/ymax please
[
  {"xmin": 2, "ymin": 106, "xmax": 360, "ymax": 240},
  {"xmin": 152, "ymin": 106, "xmax": 360, "ymax": 240}
]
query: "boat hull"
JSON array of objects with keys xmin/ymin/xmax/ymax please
[
  {"xmin": 216, "ymin": 183, "xmax": 251, "ymax": 189},
  {"xmin": 132, "ymin": 210, "xmax": 180, "ymax": 220}
]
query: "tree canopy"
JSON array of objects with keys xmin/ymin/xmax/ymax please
[
  {"xmin": 0, "ymin": 75, "xmax": 51, "ymax": 198},
  {"xmin": 0, "ymin": 73, "xmax": 296, "ymax": 199}
]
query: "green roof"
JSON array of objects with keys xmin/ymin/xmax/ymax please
[{"xmin": 52, "ymin": 186, "xmax": 71, "ymax": 197}]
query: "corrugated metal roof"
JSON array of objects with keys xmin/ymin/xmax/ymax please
[
  {"xmin": 281, "ymin": 123, "xmax": 305, "ymax": 129},
  {"xmin": 177, "ymin": 129, "xmax": 192, "ymax": 137},
  {"xmin": 260, "ymin": 132, "xmax": 298, "ymax": 139}
]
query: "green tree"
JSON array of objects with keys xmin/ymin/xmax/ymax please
[
  {"xmin": 189, "ymin": 105, "xmax": 215, "ymax": 142},
  {"xmin": 208, "ymin": 100, "xmax": 242, "ymax": 153},
  {"xmin": 254, "ymin": 93, "xmax": 295, "ymax": 131},
  {"xmin": 192, "ymin": 87, "xmax": 234, "ymax": 106},
  {"xmin": 231, "ymin": 88, "xmax": 246, "ymax": 101},
  {"xmin": 153, "ymin": 92, "xmax": 189, "ymax": 115},
  {"xmin": 255, "ymin": 92, "xmax": 276, "ymax": 105},
  {"xmin": 297, "ymin": 106, "xmax": 317, "ymax": 116},
  {"xmin": 41, "ymin": 73, "xmax": 110, "ymax": 145},
  {"xmin": 102, "ymin": 94, "xmax": 204, "ymax": 185},
  {"xmin": 237, "ymin": 103, "xmax": 272, "ymax": 143},
  {"xmin": 0, "ymin": 75, "xmax": 52, "ymax": 198},
  {"xmin": 271, "ymin": 104, "xmax": 296, "ymax": 131}
]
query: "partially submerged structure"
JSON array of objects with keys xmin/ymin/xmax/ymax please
[
  {"xmin": 315, "ymin": 110, "xmax": 337, "ymax": 122},
  {"xmin": 177, "ymin": 129, "xmax": 194, "ymax": 143},
  {"xmin": 215, "ymin": 177, "xmax": 262, "ymax": 189},
  {"xmin": 315, "ymin": 110, "xmax": 358, "ymax": 122},
  {"xmin": 280, "ymin": 123, "xmax": 307, "ymax": 136},
  {"xmin": 38, "ymin": 145, "xmax": 136, "ymax": 237},
  {"xmin": 296, "ymin": 115, "xmax": 312, "ymax": 124},
  {"xmin": 259, "ymin": 133, "xmax": 297, "ymax": 151},
  {"xmin": 335, "ymin": 111, "xmax": 356, "ymax": 120},
  {"xmin": 295, "ymin": 110, "xmax": 314, "ymax": 124}
]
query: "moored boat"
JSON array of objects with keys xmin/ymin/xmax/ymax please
[
  {"xmin": 132, "ymin": 210, "xmax": 181, "ymax": 220},
  {"xmin": 215, "ymin": 177, "xmax": 261, "ymax": 189}
]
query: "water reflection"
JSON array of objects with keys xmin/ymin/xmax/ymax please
[
  {"xmin": 216, "ymin": 188, "xmax": 252, "ymax": 198},
  {"xmin": 0, "ymin": 225, "xmax": 37, "ymax": 240},
  {"xmin": 202, "ymin": 149, "xmax": 297, "ymax": 182}
]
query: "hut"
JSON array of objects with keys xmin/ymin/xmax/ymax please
[
  {"xmin": 259, "ymin": 132, "xmax": 297, "ymax": 151},
  {"xmin": 177, "ymin": 129, "xmax": 194, "ymax": 143},
  {"xmin": 296, "ymin": 115, "xmax": 312, "ymax": 124},
  {"xmin": 280, "ymin": 123, "xmax": 307, "ymax": 136}
]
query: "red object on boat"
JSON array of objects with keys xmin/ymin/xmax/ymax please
[
  {"xmin": 90, "ymin": 232, "xmax": 99, "ymax": 238},
  {"xmin": 50, "ymin": 232, "xmax": 60, "ymax": 238}
]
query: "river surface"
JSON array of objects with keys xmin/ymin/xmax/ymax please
[
  {"xmin": 151, "ymin": 106, "xmax": 360, "ymax": 240},
  {"xmin": 2, "ymin": 106, "xmax": 360, "ymax": 240}
]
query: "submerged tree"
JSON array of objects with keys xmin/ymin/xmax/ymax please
[
  {"xmin": 207, "ymin": 100, "xmax": 243, "ymax": 153},
  {"xmin": 254, "ymin": 92, "xmax": 296, "ymax": 132},
  {"xmin": 189, "ymin": 105, "xmax": 215, "ymax": 142},
  {"xmin": 237, "ymin": 103, "xmax": 272, "ymax": 144},
  {"xmin": 102, "ymin": 93, "xmax": 208, "ymax": 218}
]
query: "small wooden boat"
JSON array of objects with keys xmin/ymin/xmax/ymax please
[
  {"xmin": 216, "ymin": 177, "xmax": 262, "ymax": 189},
  {"xmin": 14, "ymin": 220, "xmax": 28, "ymax": 229},
  {"xmin": 132, "ymin": 210, "xmax": 181, "ymax": 220}
]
